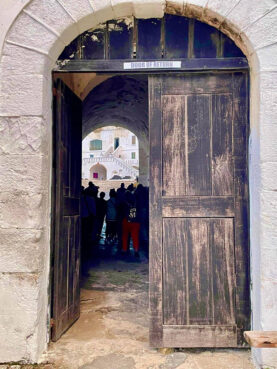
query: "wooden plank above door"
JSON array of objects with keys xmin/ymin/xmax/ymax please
[{"xmin": 54, "ymin": 58, "xmax": 248, "ymax": 72}]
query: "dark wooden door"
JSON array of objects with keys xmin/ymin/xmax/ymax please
[
  {"xmin": 149, "ymin": 72, "xmax": 249, "ymax": 348},
  {"xmin": 52, "ymin": 79, "xmax": 82, "ymax": 341}
]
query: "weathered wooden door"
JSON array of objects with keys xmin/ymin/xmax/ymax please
[
  {"xmin": 52, "ymin": 79, "xmax": 82, "ymax": 341},
  {"xmin": 149, "ymin": 72, "xmax": 249, "ymax": 347}
]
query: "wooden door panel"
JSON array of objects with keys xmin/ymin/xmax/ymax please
[
  {"xmin": 163, "ymin": 218, "xmax": 188, "ymax": 325},
  {"xmin": 187, "ymin": 94, "xmax": 211, "ymax": 195},
  {"xmin": 52, "ymin": 79, "xmax": 82, "ymax": 342},
  {"xmin": 149, "ymin": 72, "xmax": 249, "ymax": 348},
  {"xmin": 187, "ymin": 219, "xmax": 212, "ymax": 325},
  {"xmin": 163, "ymin": 218, "xmax": 235, "ymax": 327},
  {"xmin": 162, "ymin": 92, "xmax": 234, "ymax": 198}
]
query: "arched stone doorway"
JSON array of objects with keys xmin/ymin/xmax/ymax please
[
  {"xmin": 90, "ymin": 163, "xmax": 107, "ymax": 180},
  {"xmin": 52, "ymin": 13, "xmax": 250, "ymax": 351},
  {"xmin": 1, "ymin": 1, "xmax": 277, "ymax": 367}
]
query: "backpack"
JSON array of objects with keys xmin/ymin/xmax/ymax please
[
  {"xmin": 128, "ymin": 205, "xmax": 137, "ymax": 222},
  {"xmin": 127, "ymin": 197, "xmax": 137, "ymax": 222}
]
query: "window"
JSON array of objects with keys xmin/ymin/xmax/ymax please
[
  {"xmin": 114, "ymin": 137, "xmax": 119, "ymax": 150},
  {"xmin": 131, "ymin": 152, "xmax": 136, "ymax": 159},
  {"xmin": 90, "ymin": 154, "xmax": 94, "ymax": 158},
  {"xmin": 132, "ymin": 135, "xmax": 136, "ymax": 145},
  {"xmin": 93, "ymin": 172, "xmax": 98, "ymax": 179},
  {"xmin": 90, "ymin": 139, "xmax": 102, "ymax": 150}
]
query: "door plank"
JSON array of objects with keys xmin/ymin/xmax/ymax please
[
  {"xmin": 149, "ymin": 77, "xmax": 163, "ymax": 347},
  {"xmin": 232, "ymin": 72, "xmax": 250, "ymax": 344},
  {"xmin": 187, "ymin": 94, "xmax": 211, "ymax": 195},
  {"xmin": 187, "ymin": 219, "xmax": 212, "ymax": 325},
  {"xmin": 163, "ymin": 325, "xmax": 237, "ymax": 347},
  {"xmin": 162, "ymin": 95, "xmax": 187, "ymax": 196},
  {"xmin": 162, "ymin": 73, "xmax": 233, "ymax": 95},
  {"xmin": 212, "ymin": 94, "xmax": 233, "ymax": 195},
  {"xmin": 162, "ymin": 196, "xmax": 234, "ymax": 217},
  {"xmin": 163, "ymin": 219, "xmax": 188, "ymax": 325},
  {"xmin": 211, "ymin": 218, "xmax": 236, "ymax": 325}
]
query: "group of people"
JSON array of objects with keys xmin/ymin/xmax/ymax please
[{"xmin": 81, "ymin": 181, "xmax": 149, "ymax": 273}]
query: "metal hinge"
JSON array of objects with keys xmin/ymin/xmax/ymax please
[{"xmin": 50, "ymin": 318, "xmax": 55, "ymax": 328}]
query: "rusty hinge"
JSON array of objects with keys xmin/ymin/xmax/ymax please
[{"xmin": 50, "ymin": 318, "xmax": 55, "ymax": 328}]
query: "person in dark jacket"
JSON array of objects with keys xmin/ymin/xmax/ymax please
[
  {"xmin": 135, "ymin": 184, "xmax": 149, "ymax": 257},
  {"xmin": 96, "ymin": 192, "xmax": 107, "ymax": 238},
  {"xmin": 106, "ymin": 189, "xmax": 118, "ymax": 243}
]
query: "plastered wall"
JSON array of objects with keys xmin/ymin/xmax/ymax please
[{"xmin": 0, "ymin": 0, "xmax": 277, "ymax": 367}]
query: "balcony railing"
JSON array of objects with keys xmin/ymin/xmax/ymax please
[{"xmin": 82, "ymin": 155, "xmax": 138, "ymax": 177}]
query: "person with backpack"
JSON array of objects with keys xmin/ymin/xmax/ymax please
[
  {"xmin": 106, "ymin": 189, "xmax": 118, "ymax": 244},
  {"xmin": 121, "ymin": 190, "xmax": 140, "ymax": 258}
]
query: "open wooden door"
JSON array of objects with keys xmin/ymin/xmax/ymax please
[
  {"xmin": 149, "ymin": 72, "xmax": 249, "ymax": 348},
  {"xmin": 51, "ymin": 79, "xmax": 82, "ymax": 341}
]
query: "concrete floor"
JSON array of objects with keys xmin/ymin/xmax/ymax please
[{"xmin": 37, "ymin": 249, "xmax": 256, "ymax": 369}]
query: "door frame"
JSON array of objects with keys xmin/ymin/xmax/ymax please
[{"xmin": 50, "ymin": 64, "xmax": 250, "ymax": 344}]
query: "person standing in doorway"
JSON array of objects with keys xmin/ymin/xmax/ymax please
[
  {"xmin": 121, "ymin": 191, "xmax": 140, "ymax": 258},
  {"xmin": 96, "ymin": 191, "xmax": 107, "ymax": 238},
  {"xmin": 106, "ymin": 189, "xmax": 118, "ymax": 244}
]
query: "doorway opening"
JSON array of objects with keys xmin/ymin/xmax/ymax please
[
  {"xmin": 51, "ymin": 73, "xmax": 151, "ymax": 352},
  {"xmin": 50, "ymin": 15, "xmax": 251, "ymax": 366},
  {"xmin": 80, "ymin": 122, "xmax": 149, "ymax": 280}
]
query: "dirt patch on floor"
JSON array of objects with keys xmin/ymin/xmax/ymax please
[
  {"xmin": 39, "ymin": 258, "xmax": 254, "ymax": 369},
  {"xmin": 82, "ymin": 259, "xmax": 148, "ymax": 292}
]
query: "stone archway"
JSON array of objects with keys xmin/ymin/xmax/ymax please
[
  {"xmin": 83, "ymin": 75, "xmax": 148, "ymax": 184},
  {"xmin": 0, "ymin": 1, "xmax": 277, "ymax": 366},
  {"xmin": 90, "ymin": 163, "xmax": 107, "ymax": 180}
]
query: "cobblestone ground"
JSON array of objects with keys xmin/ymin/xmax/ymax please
[{"xmin": 1, "ymin": 244, "xmax": 256, "ymax": 369}]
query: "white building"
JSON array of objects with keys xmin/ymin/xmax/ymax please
[{"xmin": 82, "ymin": 126, "xmax": 139, "ymax": 180}]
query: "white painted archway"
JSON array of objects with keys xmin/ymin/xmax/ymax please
[
  {"xmin": 90, "ymin": 163, "xmax": 107, "ymax": 180},
  {"xmin": 0, "ymin": 1, "xmax": 277, "ymax": 366}
]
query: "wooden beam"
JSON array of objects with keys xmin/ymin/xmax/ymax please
[
  {"xmin": 53, "ymin": 57, "xmax": 249, "ymax": 73},
  {"xmin": 244, "ymin": 331, "xmax": 277, "ymax": 348}
]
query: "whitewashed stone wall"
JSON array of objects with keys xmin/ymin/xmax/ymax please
[
  {"xmin": 82, "ymin": 127, "xmax": 139, "ymax": 163},
  {"xmin": 0, "ymin": 0, "xmax": 277, "ymax": 367}
]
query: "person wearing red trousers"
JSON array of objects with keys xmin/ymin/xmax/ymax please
[{"xmin": 121, "ymin": 190, "xmax": 140, "ymax": 258}]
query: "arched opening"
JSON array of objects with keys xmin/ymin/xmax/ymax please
[
  {"xmin": 82, "ymin": 125, "xmax": 140, "ymax": 184},
  {"xmin": 89, "ymin": 163, "xmax": 107, "ymax": 180},
  {"xmin": 81, "ymin": 75, "xmax": 148, "ymax": 185},
  {"xmin": 48, "ymin": 13, "xmax": 251, "ymax": 368}
]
